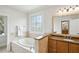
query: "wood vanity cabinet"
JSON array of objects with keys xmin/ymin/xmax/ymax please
[
  {"xmin": 48, "ymin": 34, "xmax": 79, "ymax": 53},
  {"xmin": 56, "ymin": 41, "xmax": 68, "ymax": 53},
  {"xmin": 48, "ymin": 37, "xmax": 68, "ymax": 53},
  {"xmin": 69, "ymin": 43, "xmax": 79, "ymax": 53},
  {"xmin": 48, "ymin": 37, "xmax": 56, "ymax": 53}
]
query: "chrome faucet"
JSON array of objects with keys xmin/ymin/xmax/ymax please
[
  {"xmin": 64, "ymin": 35, "xmax": 71, "ymax": 39},
  {"xmin": 69, "ymin": 35, "xmax": 72, "ymax": 40},
  {"xmin": 64, "ymin": 36, "xmax": 68, "ymax": 39}
]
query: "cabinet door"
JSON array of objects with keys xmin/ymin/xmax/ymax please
[
  {"xmin": 69, "ymin": 43, "xmax": 79, "ymax": 53},
  {"xmin": 48, "ymin": 38, "xmax": 56, "ymax": 53},
  {"xmin": 56, "ymin": 41, "xmax": 68, "ymax": 53}
]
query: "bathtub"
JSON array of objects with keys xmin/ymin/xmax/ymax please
[{"xmin": 11, "ymin": 38, "xmax": 35, "ymax": 53}]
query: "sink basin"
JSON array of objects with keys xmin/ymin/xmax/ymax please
[{"xmin": 63, "ymin": 39, "xmax": 73, "ymax": 42}]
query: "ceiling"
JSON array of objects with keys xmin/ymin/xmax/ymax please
[
  {"xmin": 7, "ymin": 5, "xmax": 69, "ymax": 13},
  {"xmin": 8, "ymin": 5, "xmax": 45, "ymax": 13}
]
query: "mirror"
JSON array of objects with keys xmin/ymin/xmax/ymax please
[{"xmin": 53, "ymin": 14, "xmax": 79, "ymax": 35}]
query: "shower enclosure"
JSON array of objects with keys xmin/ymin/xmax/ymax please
[{"xmin": 0, "ymin": 16, "xmax": 7, "ymax": 47}]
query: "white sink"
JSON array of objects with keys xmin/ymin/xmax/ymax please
[{"xmin": 64, "ymin": 39, "xmax": 73, "ymax": 41}]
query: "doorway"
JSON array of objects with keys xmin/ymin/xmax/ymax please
[{"xmin": 0, "ymin": 16, "xmax": 7, "ymax": 52}]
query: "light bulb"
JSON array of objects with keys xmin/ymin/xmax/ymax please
[
  {"xmin": 69, "ymin": 7, "xmax": 73, "ymax": 12},
  {"xmin": 68, "ymin": 6, "xmax": 73, "ymax": 15},
  {"xmin": 63, "ymin": 8, "xmax": 68, "ymax": 15},
  {"xmin": 75, "ymin": 6, "xmax": 79, "ymax": 11},
  {"xmin": 74, "ymin": 5, "xmax": 79, "ymax": 14},
  {"xmin": 56, "ymin": 9, "xmax": 63, "ymax": 16}
]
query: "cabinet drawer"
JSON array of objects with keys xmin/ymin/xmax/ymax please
[
  {"xmin": 48, "ymin": 38, "xmax": 56, "ymax": 53},
  {"xmin": 56, "ymin": 41, "xmax": 68, "ymax": 53},
  {"xmin": 69, "ymin": 43, "xmax": 79, "ymax": 53},
  {"xmin": 48, "ymin": 39, "xmax": 56, "ymax": 48},
  {"xmin": 48, "ymin": 48, "xmax": 56, "ymax": 53}
]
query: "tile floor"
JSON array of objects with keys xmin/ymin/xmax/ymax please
[{"xmin": 0, "ymin": 46, "xmax": 12, "ymax": 53}]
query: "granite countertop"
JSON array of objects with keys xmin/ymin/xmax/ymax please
[
  {"xmin": 51, "ymin": 33, "xmax": 79, "ymax": 38},
  {"xmin": 34, "ymin": 33, "xmax": 79, "ymax": 44},
  {"xmin": 50, "ymin": 36, "xmax": 79, "ymax": 44},
  {"xmin": 34, "ymin": 33, "xmax": 49, "ymax": 40}
]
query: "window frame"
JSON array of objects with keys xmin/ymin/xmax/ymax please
[{"xmin": 30, "ymin": 15, "xmax": 44, "ymax": 34}]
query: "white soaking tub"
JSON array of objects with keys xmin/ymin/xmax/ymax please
[{"xmin": 11, "ymin": 38, "xmax": 35, "ymax": 53}]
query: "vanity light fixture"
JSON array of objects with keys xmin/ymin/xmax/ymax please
[
  {"xmin": 57, "ymin": 9, "xmax": 63, "ymax": 16},
  {"xmin": 75, "ymin": 5, "xmax": 79, "ymax": 11},
  {"xmin": 76, "ymin": 5, "xmax": 78, "ymax": 7},
  {"xmin": 63, "ymin": 8, "xmax": 67, "ymax": 12},
  {"xmin": 57, "ymin": 9, "xmax": 62, "ymax": 13},
  {"xmin": 69, "ymin": 6, "xmax": 73, "ymax": 12},
  {"xmin": 66, "ymin": 9, "xmax": 69, "ymax": 12},
  {"xmin": 57, "ymin": 5, "xmax": 79, "ymax": 15}
]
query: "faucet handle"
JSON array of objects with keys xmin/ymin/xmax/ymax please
[
  {"xmin": 64, "ymin": 36, "xmax": 68, "ymax": 39},
  {"xmin": 68, "ymin": 35, "xmax": 72, "ymax": 39}
]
